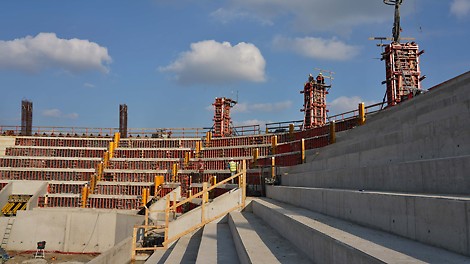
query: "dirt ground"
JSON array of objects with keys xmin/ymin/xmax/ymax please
[{"xmin": 4, "ymin": 251, "xmax": 98, "ymax": 264}]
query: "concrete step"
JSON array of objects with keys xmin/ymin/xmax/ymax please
[
  {"xmin": 195, "ymin": 222, "xmax": 239, "ymax": 264},
  {"xmin": 162, "ymin": 228, "xmax": 203, "ymax": 264},
  {"xmin": 144, "ymin": 243, "xmax": 175, "ymax": 264},
  {"xmin": 281, "ymin": 155, "xmax": 470, "ymax": 195},
  {"xmin": 228, "ymin": 211, "xmax": 310, "ymax": 264},
  {"xmin": 266, "ymin": 185, "xmax": 470, "ymax": 256},
  {"xmin": 252, "ymin": 197, "xmax": 470, "ymax": 263}
]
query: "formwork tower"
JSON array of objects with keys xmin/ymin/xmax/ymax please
[
  {"xmin": 382, "ymin": 0, "xmax": 424, "ymax": 106},
  {"xmin": 301, "ymin": 76, "xmax": 330, "ymax": 130},
  {"xmin": 21, "ymin": 100, "xmax": 33, "ymax": 136},
  {"xmin": 212, "ymin": 97, "xmax": 237, "ymax": 137},
  {"xmin": 119, "ymin": 104, "xmax": 128, "ymax": 138}
]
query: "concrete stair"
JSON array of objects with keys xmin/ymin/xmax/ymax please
[{"xmin": 142, "ymin": 72, "xmax": 470, "ymax": 263}]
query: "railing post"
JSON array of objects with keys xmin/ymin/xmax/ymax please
[
  {"xmin": 242, "ymin": 160, "xmax": 246, "ymax": 208},
  {"xmin": 131, "ymin": 226, "xmax": 137, "ymax": 262},
  {"xmin": 301, "ymin": 138, "xmax": 305, "ymax": 164},
  {"xmin": 271, "ymin": 157, "xmax": 275, "ymax": 180},
  {"xmin": 358, "ymin": 102, "xmax": 366, "ymax": 125},
  {"xmin": 252, "ymin": 148, "xmax": 259, "ymax": 166},
  {"xmin": 202, "ymin": 182, "xmax": 207, "ymax": 223},
  {"xmin": 329, "ymin": 120, "xmax": 336, "ymax": 144},
  {"xmin": 164, "ymin": 197, "xmax": 170, "ymax": 247},
  {"xmin": 271, "ymin": 135, "xmax": 277, "ymax": 155}
]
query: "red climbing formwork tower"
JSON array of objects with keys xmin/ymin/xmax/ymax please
[
  {"xmin": 380, "ymin": 0, "xmax": 425, "ymax": 106},
  {"xmin": 301, "ymin": 73, "xmax": 331, "ymax": 130},
  {"xmin": 383, "ymin": 42, "xmax": 423, "ymax": 106},
  {"xmin": 212, "ymin": 97, "xmax": 237, "ymax": 138}
]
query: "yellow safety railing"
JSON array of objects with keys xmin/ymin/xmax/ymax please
[{"xmin": 131, "ymin": 160, "xmax": 247, "ymax": 260}]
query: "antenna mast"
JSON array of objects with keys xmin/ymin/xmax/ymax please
[{"xmin": 384, "ymin": 0, "xmax": 403, "ymax": 43}]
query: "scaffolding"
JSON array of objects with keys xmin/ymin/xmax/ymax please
[
  {"xmin": 301, "ymin": 75, "xmax": 330, "ymax": 129},
  {"xmin": 21, "ymin": 100, "xmax": 33, "ymax": 136},
  {"xmin": 212, "ymin": 97, "xmax": 237, "ymax": 138}
]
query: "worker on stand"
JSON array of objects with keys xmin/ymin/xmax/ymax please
[
  {"xmin": 228, "ymin": 158, "xmax": 237, "ymax": 183},
  {"xmin": 308, "ymin": 73, "xmax": 314, "ymax": 83},
  {"xmin": 316, "ymin": 72, "xmax": 325, "ymax": 84}
]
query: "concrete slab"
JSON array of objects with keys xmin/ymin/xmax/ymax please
[
  {"xmin": 195, "ymin": 223, "xmax": 239, "ymax": 264},
  {"xmin": 251, "ymin": 197, "xmax": 470, "ymax": 264},
  {"xmin": 164, "ymin": 228, "xmax": 202, "ymax": 264},
  {"xmin": 267, "ymin": 185, "xmax": 470, "ymax": 256},
  {"xmin": 228, "ymin": 211, "xmax": 310, "ymax": 264}
]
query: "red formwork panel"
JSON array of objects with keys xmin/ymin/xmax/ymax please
[
  {"xmin": 15, "ymin": 137, "xmax": 111, "ymax": 148},
  {"xmin": 48, "ymin": 183, "xmax": 86, "ymax": 194},
  {"xmin": 114, "ymin": 149, "xmax": 188, "ymax": 159},
  {"xmin": 5, "ymin": 147, "xmax": 106, "ymax": 158},
  {"xmin": 0, "ymin": 157, "xmax": 100, "ymax": 169},
  {"xmin": 101, "ymin": 172, "xmax": 161, "ymax": 183},
  {"xmin": 0, "ymin": 170, "xmax": 92, "ymax": 181},
  {"xmin": 201, "ymin": 146, "xmax": 271, "ymax": 159},
  {"xmin": 208, "ymin": 135, "xmax": 271, "ymax": 148},
  {"xmin": 120, "ymin": 139, "xmax": 198, "ymax": 149},
  {"xmin": 94, "ymin": 184, "xmax": 150, "ymax": 196},
  {"xmin": 88, "ymin": 197, "xmax": 141, "ymax": 210},
  {"xmin": 0, "ymin": 182, "xmax": 8, "ymax": 192}
]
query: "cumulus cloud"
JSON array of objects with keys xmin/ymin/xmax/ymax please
[
  {"xmin": 42, "ymin": 109, "xmax": 78, "ymax": 119},
  {"xmin": 0, "ymin": 33, "xmax": 112, "ymax": 73},
  {"xmin": 450, "ymin": 0, "xmax": 470, "ymax": 18},
  {"xmin": 159, "ymin": 40, "xmax": 266, "ymax": 85},
  {"xmin": 214, "ymin": 0, "xmax": 393, "ymax": 34},
  {"xmin": 232, "ymin": 101, "xmax": 292, "ymax": 113},
  {"xmin": 328, "ymin": 96, "xmax": 375, "ymax": 116},
  {"xmin": 273, "ymin": 36, "xmax": 360, "ymax": 61}
]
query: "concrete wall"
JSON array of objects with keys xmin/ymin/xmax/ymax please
[
  {"xmin": 87, "ymin": 236, "xmax": 132, "ymax": 264},
  {"xmin": 6, "ymin": 208, "xmax": 143, "ymax": 253},
  {"xmin": 0, "ymin": 136, "xmax": 15, "ymax": 156}
]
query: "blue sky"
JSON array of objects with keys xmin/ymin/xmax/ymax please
[{"xmin": 0, "ymin": 0, "xmax": 469, "ymax": 130}]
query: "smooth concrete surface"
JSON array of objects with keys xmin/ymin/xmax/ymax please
[
  {"xmin": 6, "ymin": 208, "xmax": 143, "ymax": 252},
  {"xmin": 228, "ymin": 211, "xmax": 310, "ymax": 264},
  {"xmin": 251, "ymin": 198, "xmax": 470, "ymax": 264},
  {"xmin": 87, "ymin": 236, "xmax": 132, "ymax": 264},
  {"xmin": 267, "ymin": 185, "xmax": 470, "ymax": 256},
  {"xmin": 195, "ymin": 222, "xmax": 239, "ymax": 264},
  {"xmin": 281, "ymin": 155, "xmax": 470, "ymax": 194},
  {"xmin": 0, "ymin": 136, "xmax": 15, "ymax": 156},
  {"xmin": 167, "ymin": 188, "xmax": 242, "ymax": 240},
  {"xmin": 164, "ymin": 228, "xmax": 202, "ymax": 264}
]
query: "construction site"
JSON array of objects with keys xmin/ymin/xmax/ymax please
[{"xmin": 0, "ymin": 1, "xmax": 469, "ymax": 263}]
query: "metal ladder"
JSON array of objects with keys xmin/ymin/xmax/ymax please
[{"xmin": 1, "ymin": 217, "xmax": 15, "ymax": 248}]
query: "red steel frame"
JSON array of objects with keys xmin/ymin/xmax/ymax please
[
  {"xmin": 383, "ymin": 42, "xmax": 422, "ymax": 106},
  {"xmin": 301, "ymin": 81, "xmax": 328, "ymax": 129}
]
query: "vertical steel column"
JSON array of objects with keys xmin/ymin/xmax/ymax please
[
  {"xmin": 119, "ymin": 104, "xmax": 128, "ymax": 138},
  {"xmin": 21, "ymin": 100, "xmax": 33, "ymax": 136}
]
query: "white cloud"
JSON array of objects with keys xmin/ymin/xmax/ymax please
[
  {"xmin": 84, "ymin": 83, "xmax": 95, "ymax": 88},
  {"xmin": 232, "ymin": 101, "xmax": 292, "ymax": 113},
  {"xmin": 42, "ymin": 109, "xmax": 62, "ymax": 118},
  {"xmin": 328, "ymin": 96, "xmax": 375, "ymax": 116},
  {"xmin": 210, "ymin": 8, "xmax": 273, "ymax": 25},
  {"xmin": 0, "ymin": 33, "xmax": 112, "ymax": 73},
  {"xmin": 450, "ymin": 0, "xmax": 470, "ymax": 18},
  {"xmin": 159, "ymin": 40, "xmax": 266, "ymax": 85},
  {"xmin": 215, "ymin": 0, "xmax": 393, "ymax": 34},
  {"xmin": 42, "ymin": 109, "xmax": 79, "ymax": 119},
  {"xmin": 273, "ymin": 36, "xmax": 360, "ymax": 61}
]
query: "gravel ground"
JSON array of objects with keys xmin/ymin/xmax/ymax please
[{"xmin": 4, "ymin": 251, "xmax": 98, "ymax": 264}]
